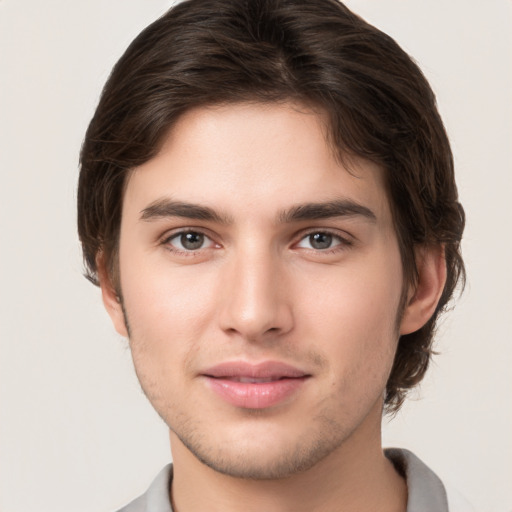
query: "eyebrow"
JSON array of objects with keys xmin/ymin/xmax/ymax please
[
  {"xmin": 140, "ymin": 199, "xmax": 233, "ymax": 224},
  {"xmin": 278, "ymin": 199, "xmax": 377, "ymax": 224},
  {"xmin": 140, "ymin": 198, "xmax": 376, "ymax": 224}
]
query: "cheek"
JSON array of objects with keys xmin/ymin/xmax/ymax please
[
  {"xmin": 119, "ymin": 251, "xmax": 219, "ymax": 369},
  {"xmin": 300, "ymin": 254, "xmax": 402, "ymax": 332},
  {"xmin": 297, "ymin": 255, "xmax": 403, "ymax": 375},
  {"xmin": 304, "ymin": 280, "xmax": 401, "ymax": 419}
]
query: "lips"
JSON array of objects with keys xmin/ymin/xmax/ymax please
[{"xmin": 202, "ymin": 361, "xmax": 310, "ymax": 409}]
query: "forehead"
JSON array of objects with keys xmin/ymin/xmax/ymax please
[{"xmin": 123, "ymin": 102, "xmax": 390, "ymax": 222}]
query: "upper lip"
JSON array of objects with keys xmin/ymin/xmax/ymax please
[{"xmin": 202, "ymin": 361, "xmax": 309, "ymax": 379}]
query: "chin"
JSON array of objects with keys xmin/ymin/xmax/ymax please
[{"xmin": 173, "ymin": 418, "xmax": 349, "ymax": 480}]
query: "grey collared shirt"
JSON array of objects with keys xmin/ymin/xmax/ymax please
[{"xmin": 115, "ymin": 448, "xmax": 457, "ymax": 512}]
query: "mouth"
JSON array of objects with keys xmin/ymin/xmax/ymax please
[
  {"xmin": 220, "ymin": 376, "xmax": 286, "ymax": 383},
  {"xmin": 201, "ymin": 361, "xmax": 311, "ymax": 409}
]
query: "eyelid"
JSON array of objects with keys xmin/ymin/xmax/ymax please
[
  {"xmin": 160, "ymin": 225, "xmax": 215, "ymax": 241},
  {"xmin": 160, "ymin": 227, "xmax": 220, "ymax": 252},
  {"xmin": 292, "ymin": 228, "xmax": 354, "ymax": 251},
  {"xmin": 158, "ymin": 226, "xmax": 354, "ymax": 253}
]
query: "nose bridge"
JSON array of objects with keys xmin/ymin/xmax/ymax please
[{"xmin": 219, "ymin": 240, "xmax": 292, "ymax": 339}]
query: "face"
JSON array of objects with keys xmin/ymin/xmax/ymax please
[{"xmin": 106, "ymin": 102, "xmax": 409, "ymax": 479}]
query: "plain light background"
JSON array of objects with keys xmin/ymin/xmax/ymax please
[{"xmin": 1, "ymin": 1, "xmax": 511, "ymax": 511}]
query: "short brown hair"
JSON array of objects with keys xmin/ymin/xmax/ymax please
[{"xmin": 78, "ymin": 0, "xmax": 465, "ymax": 412}]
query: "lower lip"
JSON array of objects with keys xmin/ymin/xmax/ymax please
[{"xmin": 205, "ymin": 377, "xmax": 308, "ymax": 409}]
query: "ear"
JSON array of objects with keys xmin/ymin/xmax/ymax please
[
  {"xmin": 400, "ymin": 245, "xmax": 447, "ymax": 335},
  {"xmin": 96, "ymin": 253, "xmax": 129, "ymax": 338}
]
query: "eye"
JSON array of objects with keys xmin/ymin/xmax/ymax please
[
  {"xmin": 296, "ymin": 232, "xmax": 344, "ymax": 251},
  {"xmin": 165, "ymin": 231, "xmax": 214, "ymax": 251}
]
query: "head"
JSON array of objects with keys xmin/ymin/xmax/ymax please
[{"xmin": 78, "ymin": 0, "xmax": 464, "ymax": 454}]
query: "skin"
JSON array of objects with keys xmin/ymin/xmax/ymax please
[{"xmin": 100, "ymin": 102, "xmax": 446, "ymax": 512}]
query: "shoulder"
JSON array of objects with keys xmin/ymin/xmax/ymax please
[
  {"xmin": 115, "ymin": 493, "xmax": 146, "ymax": 512},
  {"xmin": 114, "ymin": 464, "xmax": 174, "ymax": 512},
  {"xmin": 385, "ymin": 448, "xmax": 474, "ymax": 512}
]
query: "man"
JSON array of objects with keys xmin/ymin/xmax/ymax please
[{"xmin": 77, "ymin": 0, "xmax": 468, "ymax": 510}]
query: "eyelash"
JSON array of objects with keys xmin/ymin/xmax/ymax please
[
  {"xmin": 295, "ymin": 229, "xmax": 353, "ymax": 254},
  {"xmin": 161, "ymin": 229, "xmax": 217, "ymax": 257},
  {"xmin": 160, "ymin": 228, "xmax": 353, "ymax": 257}
]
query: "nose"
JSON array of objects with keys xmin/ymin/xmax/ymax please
[{"xmin": 218, "ymin": 247, "xmax": 294, "ymax": 342}]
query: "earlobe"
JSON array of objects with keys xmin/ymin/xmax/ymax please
[
  {"xmin": 400, "ymin": 245, "xmax": 447, "ymax": 335},
  {"xmin": 96, "ymin": 253, "xmax": 129, "ymax": 338}
]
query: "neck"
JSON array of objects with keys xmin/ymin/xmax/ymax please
[{"xmin": 168, "ymin": 408, "xmax": 406, "ymax": 512}]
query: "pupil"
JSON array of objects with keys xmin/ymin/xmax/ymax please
[
  {"xmin": 310, "ymin": 233, "xmax": 332, "ymax": 250},
  {"xmin": 181, "ymin": 232, "xmax": 204, "ymax": 250}
]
